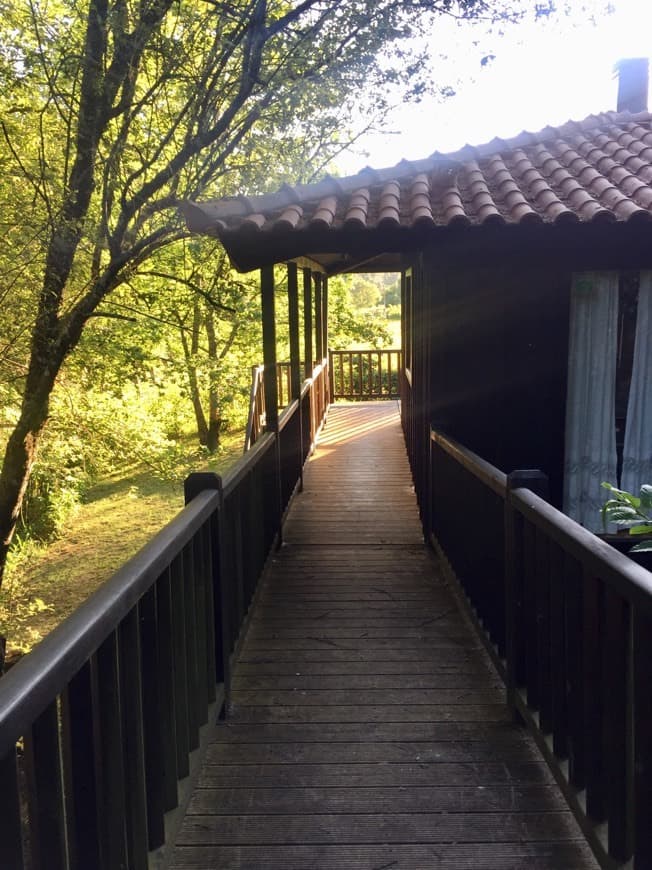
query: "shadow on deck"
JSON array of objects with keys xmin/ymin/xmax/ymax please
[{"xmin": 170, "ymin": 402, "xmax": 597, "ymax": 870}]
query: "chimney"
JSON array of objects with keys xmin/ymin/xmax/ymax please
[{"xmin": 615, "ymin": 57, "xmax": 649, "ymax": 113}]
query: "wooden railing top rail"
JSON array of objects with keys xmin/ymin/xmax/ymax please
[
  {"xmin": 278, "ymin": 398, "xmax": 300, "ymax": 433},
  {"xmin": 431, "ymin": 428, "xmax": 507, "ymax": 496},
  {"xmin": 245, "ymin": 360, "xmax": 326, "ymax": 452},
  {"xmin": 431, "ymin": 424, "xmax": 652, "ymax": 602},
  {"xmin": 511, "ymin": 485, "xmax": 652, "ymax": 612},
  {"xmin": 0, "ymin": 488, "xmax": 219, "ymax": 759}
]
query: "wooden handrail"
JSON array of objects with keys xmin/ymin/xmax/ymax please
[
  {"xmin": 0, "ymin": 374, "xmax": 330, "ymax": 868},
  {"xmin": 510, "ymin": 485, "xmax": 652, "ymax": 610},
  {"xmin": 244, "ymin": 361, "xmax": 305, "ymax": 452},
  {"xmin": 426, "ymin": 422, "xmax": 652, "ymax": 868},
  {"xmin": 430, "ymin": 428, "xmax": 507, "ymax": 496},
  {"xmin": 0, "ymin": 490, "xmax": 219, "ymax": 759},
  {"xmin": 329, "ymin": 348, "xmax": 401, "ymax": 400}
]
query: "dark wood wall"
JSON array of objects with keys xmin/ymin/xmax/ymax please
[
  {"xmin": 423, "ymin": 252, "xmax": 571, "ymax": 506},
  {"xmin": 401, "ymin": 221, "xmax": 652, "ymax": 513}
]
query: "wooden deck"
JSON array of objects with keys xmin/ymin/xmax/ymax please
[{"xmin": 170, "ymin": 402, "xmax": 598, "ymax": 870}]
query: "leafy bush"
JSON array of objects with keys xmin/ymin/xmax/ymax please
[
  {"xmin": 0, "ymin": 538, "xmax": 52, "ymax": 655},
  {"xmin": 601, "ymin": 482, "xmax": 652, "ymax": 552}
]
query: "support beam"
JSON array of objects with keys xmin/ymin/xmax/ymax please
[
  {"xmin": 303, "ymin": 268, "xmax": 313, "ymax": 378},
  {"xmin": 287, "ymin": 264, "xmax": 301, "ymax": 400},
  {"xmin": 261, "ymin": 265, "xmax": 278, "ymax": 431},
  {"xmin": 287, "ymin": 263, "xmax": 304, "ymax": 492},
  {"xmin": 322, "ymin": 276, "xmax": 330, "ymax": 402},
  {"xmin": 314, "ymin": 274, "xmax": 323, "ymax": 365},
  {"xmin": 322, "ymin": 276, "xmax": 329, "ymax": 360}
]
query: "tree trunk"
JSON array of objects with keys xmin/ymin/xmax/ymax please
[
  {"xmin": 0, "ymin": 380, "xmax": 54, "ymax": 669},
  {"xmin": 205, "ymin": 307, "xmax": 220, "ymax": 454},
  {"xmin": 0, "ymin": 396, "xmax": 52, "ymax": 583}
]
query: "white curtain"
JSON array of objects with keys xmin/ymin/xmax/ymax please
[
  {"xmin": 622, "ymin": 270, "xmax": 652, "ymax": 494},
  {"xmin": 563, "ymin": 272, "xmax": 619, "ymax": 531}
]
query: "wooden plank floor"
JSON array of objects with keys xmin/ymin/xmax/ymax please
[{"xmin": 171, "ymin": 401, "xmax": 598, "ymax": 870}]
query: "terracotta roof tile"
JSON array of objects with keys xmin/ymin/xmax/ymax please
[
  {"xmin": 377, "ymin": 181, "xmax": 401, "ymax": 225},
  {"xmin": 275, "ymin": 204, "xmax": 303, "ymax": 230},
  {"xmin": 311, "ymin": 195, "xmax": 338, "ymax": 228},
  {"xmin": 182, "ymin": 109, "xmax": 652, "ymax": 262},
  {"xmin": 409, "ymin": 174, "xmax": 434, "ymax": 225},
  {"xmin": 344, "ymin": 188, "xmax": 370, "ymax": 226}
]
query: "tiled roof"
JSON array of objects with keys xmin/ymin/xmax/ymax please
[{"xmin": 182, "ymin": 110, "xmax": 652, "ymax": 271}]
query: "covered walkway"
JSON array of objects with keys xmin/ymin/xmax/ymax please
[{"xmin": 170, "ymin": 402, "xmax": 597, "ymax": 869}]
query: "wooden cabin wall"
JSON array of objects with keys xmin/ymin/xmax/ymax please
[{"xmin": 410, "ymin": 249, "xmax": 572, "ymax": 509}]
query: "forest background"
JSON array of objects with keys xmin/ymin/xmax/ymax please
[{"xmin": 0, "ymin": 0, "xmax": 559, "ymax": 666}]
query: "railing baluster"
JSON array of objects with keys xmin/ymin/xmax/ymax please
[
  {"xmin": 505, "ymin": 487, "xmax": 525, "ymax": 711},
  {"xmin": 170, "ymin": 554, "xmax": 190, "ymax": 777},
  {"xmin": 97, "ymin": 632, "xmax": 129, "ymax": 869},
  {"xmin": 0, "ymin": 747, "xmax": 24, "ymax": 869},
  {"xmin": 603, "ymin": 587, "xmax": 633, "ymax": 860},
  {"xmin": 24, "ymin": 701, "xmax": 67, "ymax": 870},
  {"xmin": 139, "ymin": 584, "xmax": 167, "ymax": 848},
  {"xmin": 535, "ymin": 528, "xmax": 553, "ymax": 734},
  {"xmin": 182, "ymin": 543, "xmax": 200, "ymax": 751},
  {"xmin": 523, "ymin": 518, "xmax": 538, "ymax": 710},
  {"xmin": 367, "ymin": 350, "xmax": 372, "ymax": 396},
  {"xmin": 564, "ymin": 553, "xmax": 585, "ymax": 790},
  {"xmin": 62, "ymin": 661, "xmax": 102, "ymax": 868},
  {"xmin": 201, "ymin": 521, "xmax": 217, "ymax": 704},
  {"xmin": 119, "ymin": 606, "xmax": 149, "ymax": 870},
  {"xmin": 582, "ymin": 569, "xmax": 606, "ymax": 823},
  {"xmin": 156, "ymin": 568, "xmax": 180, "ymax": 811},
  {"xmin": 193, "ymin": 531, "xmax": 209, "ymax": 724},
  {"xmin": 548, "ymin": 542, "xmax": 568, "ymax": 758}
]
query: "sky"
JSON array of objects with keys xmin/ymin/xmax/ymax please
[{"xmin": 336, "ymin": 0, "xmax": 652, "ymax": 175}]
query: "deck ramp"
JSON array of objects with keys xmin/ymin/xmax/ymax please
[{"xmin": 171, "ymin": 401, "xmax": 598, "ymax": 869}]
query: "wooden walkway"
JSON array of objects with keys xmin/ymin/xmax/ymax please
[{"xmin": 171, "ymin": 402, "xmax": 598, "ymax": 870}]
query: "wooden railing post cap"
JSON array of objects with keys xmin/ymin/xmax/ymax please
[
  {"xmin": 506, "ymin": 469, "xmax": 549, "ymax": 499},
  {"xmin": 184, "ymin": 472, "xmax": 223, "ymax": 505}
]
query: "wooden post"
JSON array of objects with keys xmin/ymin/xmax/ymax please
[
  {"xmin": 261, "ymin": 265, "xmax": 278, "ymax": 432},
  {"xmin": 323, "ymin": 276, "xmax": 331, "ymax": 403},
  {"xmin": 505, "ymin": 470, "xmax": 549, "ymax": 721},
  {"xmin": 303, "ymin": 268, "xmax": 313, "ymax": 381},
  {"xmin": 314, "ymin": 273, "xmax": 323, "ymax": 366},
  {"xmin": 322, "ymin": 276, "xmax": 329, "ymax": 358},
  {"xmin": 287, "ymin": 264, "xmax": 301, "ymax": 400},
  {"xmin": 260, "ymin": 266, "xmax": 282, "ymax": 544},
  {"xmin": 287, "ymin": 263, "xmax": 303, "ymax": 491}
]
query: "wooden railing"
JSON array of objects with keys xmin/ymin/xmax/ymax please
[
  {"xmin": 428, "ymin": 426, "xmax": 652, "ymax": 869},
  {"xmin": 245, "ymin": 359, "xmax": 327, "ymax": 451},
  {"xmin": 329, "ymin": 349, "xmax": 401, "ymax": 400},
  {"xmin": 0, "ymin": 378, "xmax": 328, "ymax": 870},
  {"xmin": 244, "ymin": 362, "xmax": 293, "ymax": 451}
]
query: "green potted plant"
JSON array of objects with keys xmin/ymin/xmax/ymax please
[{"xmin": 600, "ymin": 482, "xmax": 652, "ymax": 567}]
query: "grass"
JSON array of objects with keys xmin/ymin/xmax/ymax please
[
  {"xmin": 386, "ymin": 317, "xmax": 401, "ymax": 346},
  {"xmin": 1, "ymin": 430, "xmax": 244, "ymax": 664}
]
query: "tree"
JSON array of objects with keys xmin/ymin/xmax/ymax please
[
  {"xmin": 0, "ymin": 0, "xmax": 551, "ymax": 665},
  {"xmin": 138, "ymin": 242, "xmax": 263, "ymax": 452}
]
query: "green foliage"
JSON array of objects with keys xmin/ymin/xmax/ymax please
[
  {"xmin": 601, "ymin": 482, "xmax": 652, "ymax": 552},
  {"xmin": 347, "ymin": 276, "xmax": 382, "ymax": 309},
  {"xmin": 385, "ymin": 303, "xmax": 401, "ymax": 320},
  {"xmin": 0, "ymin": 540, "xmax": 53, "ymax": 656},
  {"xmin": 327, "ymin": 278, "xmax": 392, "ymax": 349},
  {"xmin": 0, "ymin": 0, "xmax": 551, "ymax": 588}
]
